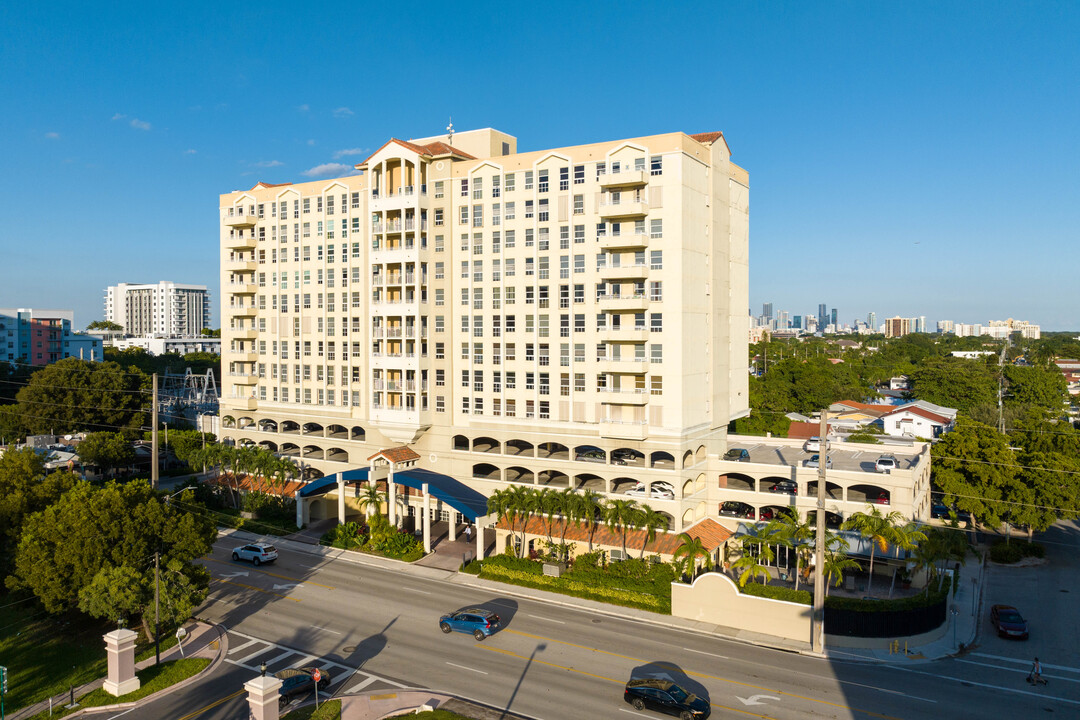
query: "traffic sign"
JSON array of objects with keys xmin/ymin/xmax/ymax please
[{"xmin": 312, "ymin": 668, "xmax": 321, "ymax": 683}]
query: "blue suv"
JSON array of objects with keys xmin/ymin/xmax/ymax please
[{"xmin": 439, "ymin": 607, "xmax": 501, "ymax": 641}]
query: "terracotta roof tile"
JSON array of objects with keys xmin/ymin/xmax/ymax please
[
  {"xmin": 357, "ymin": 138, "xmax": 477, "ymax": 167},
  {"xmin": 690, "ymin": 131, "xmax": 725, "ymax": 144},
  {"xmin": 367, "ymin": 446, "xmax": 421, "ymax": 463},
  {"xmin": 250, "ymin": 181, "xmax": 293, "ymax": 190},
  {"xmin": 209, "ymin": 474, "xmax": 304, "ymax": 498},
  {"xmin": 493, "ymin": 516, "xmax": 731, "ymax": 555},
  {"xmin": 788, "ymin": 421, "xmax": 829, "ymax": 439}
]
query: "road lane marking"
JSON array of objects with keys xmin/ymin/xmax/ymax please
[
  {"xmin": 262, "ymin": 649, "xmax": 297, "ymax": 668},
  {"xmin": 957, "ymin": 658, "xmax": 1080, "ymax": 684},
  {"xmin": 312, "ymin": 625, "xmax": 342, "ymax": 635},
  {"xmin": 406, "ymin": 587, "xmax": 432, "ymax": 594},
  {"xmin": 446, "ymin": 661, "xmax": 488, "ymax": 674},
  {"xmin": 346, "ymin": 675, "xmax": 378, "ymax": 693},
  {"xmin": 105, "ymin": 708, "xmax": 137, "ymax": 719},
  {"xmin": 970, "ymin": 652, "xmax": 1080, "ymax": 674},
  {"xmin": 203, "ymin": 556, "xmax": 336, "ymax": 589},
  {"xmin": 500, "ymin": 629, "xmax": 904, "ymax": 720},
  {"xmin": 889, "ymin": 663, "xmax": 1080, "ymax": 706},
  {"xmin": 226, "ymin": 638, "xmax": 257, "ymax": 655},
  {"xmin": 230, "ymin": 644, "xmax": 274, "ymax": 665},
  {"xmin": 175, "ymin": 689, "xmax": 246, "ymax": 720},
  {"xmin": 836, "ymin": 678, "xmax": 936, "ymax": 702},
  {"xmin": 225, "ymin": 630, "xmax": 409, "ymax": 688},
  {"xmin": 211, "ymin": 577, "xmax": 302, "ymax": 602},
  {"xmin": 527, "ymin": 614, "xmax": 565, "ymax": 624},
  {"xmin": 686, "ymin": 648, "xmax": 729, "ymax": 660}
]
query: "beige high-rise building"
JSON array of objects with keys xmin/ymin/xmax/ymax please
[{"xmin": 219, "ymin": 127, "xmax": 749, "ymax": 534}]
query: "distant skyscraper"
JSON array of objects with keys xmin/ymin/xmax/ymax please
[
  {"xmin": 818, "ymin": 303, "xmax": 828, "ymax": 328},
  {"xmin": 937, "ymin": 320, "xmax": 954, "ymax": 333},
  {"xmin": 763, "ymin": 302, "xmax": 773, "ymax": 320},
  {"xmin": 777, "ymin": 310, "xmax": 789, "ymax": 329},
  {"xmin": 830, "ymin": 308, "xmax": 838, "ymax": 327},
  {"xmin": 867, "ymin": 311, "xmax": 877, "ymax": 329},
  {"xmin": 792, "ymin": 315, "xmax": 802, "ymax": 329},
  {"xmin": 913, "ymin": 316, "xmax": 927, "ymax": 333}
]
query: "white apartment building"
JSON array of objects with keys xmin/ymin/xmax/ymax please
[
  {"xmin": 218, "ymin": 127, "xmax": 751, "ymax": 533},
  {"xmin": 105, "ymin": 282, "xmax": 211, "ymax": 337}
]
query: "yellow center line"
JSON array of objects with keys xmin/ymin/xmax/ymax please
[
  {"xmin": 500, "ymin": 629, "xmax": 903, "ymax": 720},
  {"xmin": 176, "ymin": 688, "xmax": 246, "ymax": 720},
  {"xmin": 202, "ymin": 556, "xmax": 336, "ymax": 589},
  {"xmin": 211, "ymin": 577, "xmax": 302, "ymax": 602}
]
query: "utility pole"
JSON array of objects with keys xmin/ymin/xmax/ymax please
[
  {"xmin": 154, "ymin": 550, "xmax": 161, "ymax": 665},
  {"xmin": 811, "ymin": 410, "xmax": 828, "ymax": 653},
  {"xmin": 151, "ymin": 373, "xmax": 159, "ymax": 490}
]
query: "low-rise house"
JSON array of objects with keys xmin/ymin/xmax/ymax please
[{"xmin": 879, "ymin": 405, "xmax": 954, "ymax": 439}]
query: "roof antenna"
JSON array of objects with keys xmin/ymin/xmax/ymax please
[{"xmin": 446, "ymin": 117, "xmax": 453, "ymax": 145}]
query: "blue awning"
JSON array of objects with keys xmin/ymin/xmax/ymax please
[
  {"xmin": 392, "ymin": 468, "xmax": 489, "ymax": 521},
  {"xmin": 298, "ymin": 467, "xmax": 370, "ymax": 498}
]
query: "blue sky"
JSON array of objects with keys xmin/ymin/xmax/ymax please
[{"xmin": 2, "ymin": 1, "xmax": 1077, "ymax": 330}]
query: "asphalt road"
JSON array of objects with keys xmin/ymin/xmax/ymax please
[{"xmin": 117, "ymin": 536, "xmax": 1080, "ymax": 720}]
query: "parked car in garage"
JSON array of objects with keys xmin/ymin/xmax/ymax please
[
  {"xmin": 804, "ymin": 454, "xmax": 832, "ymax": 469},
  {"xmin": 990, "ymin": 604, "xmax": 1029, "ymax": 639},
  {"xmin": 874, "ymin": 454, "xmax": 898, "ymax": 473},
  {"xmin": 723, "ymin": 448, "xmax": 750, "ymax": 462},
  {"xmin": 626, "ymin": 481, "xmax": 675, "ymax": 500},
  {"xmin": 768, "ymin": 480, "xmax": 798, "ymax": 495},
  {"xmin": 803, "ymin": 436, "xmax": 821, "ymax": 452}
]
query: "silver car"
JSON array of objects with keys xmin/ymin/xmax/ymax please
[
  {"xmin": 875, "ymin": 455, "xmax": 898, "ymax": 473},
  {"xmin": 232, "ymin": 542, "xmax": 278, "ymax": 566}
]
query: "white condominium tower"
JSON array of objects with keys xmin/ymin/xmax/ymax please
[
  {"xmin": 105, "ymin": 281, "xmax": 211, "ymax": 336},
  {"xmin": 219, "ymin": 127, "xmax": 749, "ymax": 533}
]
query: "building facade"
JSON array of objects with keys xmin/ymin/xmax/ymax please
[
  {"xmin": 0, "ymin": 308, "xmax": 102, "ymax": 365},
  {"xmin": 105, "ymin": 336, "xmax": 221, "ymax": 355},
  {"xmin": 105, "ymin": 282, "xmax": 211, "ymax": 337},
  {"xmin": 218, "ymin": 127, "xmax": 750, "ymax": 533}
]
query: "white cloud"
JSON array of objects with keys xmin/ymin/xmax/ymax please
[
  {"xmin": 130, "ymin": 118, "xmax": 151, "ymax": 131},
  {"xmin": 332, "ymin": 147, "xmax": 367, "ymax": 159},
  {"xmin": 253, "ymin": 160, "xmax": 283, "ymax": 168},
  {"xmin": 307, "ymin": 139, "xmax": 316, "ymax": 146},
  {"xmin": 333, "ymin": 107, "xmax": 354, "ymax": 118},
  {"xmin": 301, "ymin": 162, "xmax": 358, "ymax": 178},
  {"xmin": 45, "ymin": 132, "xmax": 60, "ymax": 139},
  {"xmin": 184, "ymin": 149, "xmax": 197, "ymax": 155},
  {"xmin": 297, "ymin": 104, "xmax": 310, "ymax": 112},
  {"xmin": 111, "ymin": 113, "xmax": 126, "ymax": 121}
]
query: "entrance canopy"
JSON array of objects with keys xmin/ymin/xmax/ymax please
[
  {"xmin": 393, "ymin": 468, "xmax": 489, "ymax": 521},
  {"xmin": 298, "ymin": 467, "xmax": 370, "ymax": 498}
]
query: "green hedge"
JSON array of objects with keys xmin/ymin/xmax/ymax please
[
  {"xmin": 735, "ymin": 580, "xmax": 949, "ymax": 612},
  {"xmin": 740, "ymin": 582, "xmax": 812, "ymax": 604},
  {"xmin": 990, "ymin": 540, "xmax": 1044, "ymax": 563}
]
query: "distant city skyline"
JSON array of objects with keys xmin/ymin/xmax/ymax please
[{"xmin": 752, "ymin": 301, "xmax": 1053, "ymax": 334}]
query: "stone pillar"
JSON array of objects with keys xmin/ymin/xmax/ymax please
[
  {"xmin": 245, "ymin": 675, "xmax": 283, "ymax": 720},
  {"xmin": 103, "ymin": 629, "xmax": 140, "ymax": 696},
  {"xmin": 337, "ymin": 477, "xmax": 346, "ymax": 524},
  {"xmin": 388, "ymin": 470, "xmax": 397, "ymax": 527},
  {"xmin": 423, "ymin": 483, "xmax": 431, "ymax": 553},
  {"xmin": 476, "ymin": 517, "xmax": 486, "ymax": 559},
  {"xmin": 295, "ymin": 495, "xmax": 308, "ymax": 529},
  {"xmin": 448, "ymin": 509, "xmax": 457, "ymax": 542}
]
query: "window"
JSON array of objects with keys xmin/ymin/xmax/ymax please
[
  {"xmin": 650, "ymin": 250, "xmax": 663, "ymax": 269},
  {"xmin": 560, "ymin": 226, "xmax": 570, "ymax": 249},
  {"xmin": 596, "ymin": 162, "xmax": 606, "ymax": 179},
  {"xmin": 524, "ymin": 170, "xmax": 533, "ymax": 190},
  {"xmin": 559, "ymin": 167, "xmax": 569, "ymax": 190},
  {"xmin": 472, "ymin": 204, "xmax": 483, "ymax": 227},
  {"xmin": 650, "ymin": 281, "xmax": 663, "ymax": 301},
  {"xmin": 650, "ymin": 218, "xmax": 663, "ymax": 238},
  {"xmin": 505, "ymin": 173, "xmax": 515, "ymax": 192},
  {"xmin": 525, "ymin": 200, "xmax": 534, "ymax": 219},
  {"xmin": 459, "ymin": 206, "xmax": 469, "ymax": 225},
  {"xmin": 573, "ymin": 194, "xmax": 584, "ymax": 215},
  {"xmin": 434, "ymin": 181, "xmax": 444, "ymax": 199},
  {"xmin": 651, "ymin": 345, "xmax": 663, "ymax": 364},
  {"xmin": 492, "ymin": 203, "xmax": 501, "ymax": 226},
  {"xmin": 538, "ymin": 199, "xmax": 549, "ymax": 222},
  {"xmin": 574, "ymin": 224, "xmax": 585, "ymax": 244},
  {"xmin": 472, "ymin": 177, "xmax": 483, "ymax": 200},
  {"xmin": 651, "ymin": 313, "xmax": 663, "ymax": 333},
  {"xmin": 505, "ymin": 229, "xmax": 516, "ymax": 248},
  {"xmin": 650, "ymin": 155, "xmax": 663, "ymax": 175},
  {"xmin": 460, "ymin": 179, "xmax": 469, "ymax": 197},
  {"xmin": 434, "ymin": 208, "xmax": 444, "ymax": 226},
  {"xmin": 492, "ymin": 175, "xmax": 501, "ymax": 197},
  {"xmin": 573, "ymin": 164, "xmax": 585, "ymax": 184},
  {"xmin": 574, "ymin": 254, "xmax": 585, "ymax": 274}
]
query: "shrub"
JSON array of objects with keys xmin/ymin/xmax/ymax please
[
  {"xmin": 990, "ymin": 540, "xmax": 1044, "ymax": 563},
  {"xmin": 824, "ymin": 585, "xmax": 948, "ymax": 612},
  {"xmin": 321, "ymin": 521, "xmax": 367, "ymax": 550},
  {"xmin": 740, "ymin": 581, "xmax": 812, "ymax": 605},
  {"xmin": 573, "ymin": 550, "xmax": 606, "ymax": 569}
]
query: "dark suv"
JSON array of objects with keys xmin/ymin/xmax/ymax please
[
  {"xmin": 624, "ymin": 678, "xmax": 710, "ymax": 719},
  {"xmin": 439, "ymin": 607, "xmax": 501, "ymax": 640},
  {"xmin": 275, "ymin": 667, "xmax": 330, "ymax": 707}
]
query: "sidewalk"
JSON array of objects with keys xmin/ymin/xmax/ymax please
[
  {"xmin": 9, "ymin": 621, "xmax": 226, "ymax": 720},
  {"xmin": 226, "ymin": 526, "xmax": 985, "ymax": 663}
]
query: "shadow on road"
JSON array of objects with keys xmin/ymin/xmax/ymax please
[{"xmin": 629, "ymin": 660, "xmax": 711, "ymax": 703}]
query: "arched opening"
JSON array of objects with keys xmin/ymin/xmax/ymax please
[
  {"xmin": 849, "ymin": 484, "xmax": 890, "ymax": 505},
  {"xmin": 762, "ymin": 476, "xmax": 798, "ymax": 495},
  {"xmin": 259, "ymin": 419, "xmax": 278, "ymax": 433},
  {"xmin": 612, "ymin": 476, "xmax": 639, "ymax": 494},
  {"xmin": 237, "ymin": 416, "xmax": 255, "ymax": 429},
  {"xmin": 538, "ymin": 442, "xmax": 570, "ymax": 461},
  {"xmin": 694, "ymin": 472, "xmax": 706, "ymax": 493},
  {"xmin": 237, "ymin": 437, "xmax": 256, "ymax": 448},
  {"xmin": 304, "ymin": 466, "xmax": 324, "ymax": 481},
  {"xmin": 452, "ymin": 435, "xmax": 470, "ymax": 451},
  {"xmin": 537, "ymin": 470, "xmax": 569, "ymax": 488},
  {"xmin": 681, "ymin": 479, "xmax": 696, "ymax": 497},
  {"xmin": 281, "ymin": 420, "xmax": 300, "ymax": 434},
  {"xmin": 757, "ymin": 504, "xmax": 794, "ymax": 522},
  {"xmin": 719, "ymin": 472, "xmax": 756, "ymax": 492},
  {"xmin": 612, "ymin": 447, "xmax": 645, "ymax": 467},
  {"xmin": 573, "ymin": 473, "xmax": 605, "ymax": 492},
  {"xmin": 258, "ymin": 440, "xmax": 279, "ymax": 452},
  {"xmin": 719, "ymin": 501, "xmax": 755, "ymax": 519},
  {"xmin": 807, "ymin": 510, "xmax": 844, "ymax": 529},
  {"xmin": 351, "ymin": 426, "xmax": 366, "ymax": 441},
  {"xmin": 303, "ymin": 422, "xmax": 324, "ymax": 435},
  {"xmin": 505, "ymin": 439, "xmax": 535, "ymax": 457},
  {"xmin": 681, "ymin": 508, "xmax": 696, "ymax": 528},
  {"xmin": 681, "ymin": 450, "xmax": 694, "ymax": 469},
  {"xmin": 472, "ymin": 463, "xmax": 501, "ymax": 481},
  {"xmin": 506, "ymin": 466, "xmax": 534, "ymax": 484},
  {"xmin": 326, "ymin": 447, "xmax": 349, "ymax": 463},
  {"xmin": 807, "ymin": 480, "xmax": 844, "ymax": 501},
  {"xmin": 280, "ymin": 443, "xmax": 300, "ymax": 457},
  {"xmin": 222, "ymin": 415, "xmax": 236, "ymax": 428},
  {"xmin": 302, "ymin": 445, "xmax": 323, "ymax": 459},
  {"xmin": 326, "ymin": 424, "xmax": 348, "ymax": 439},
  {"xmin": 573, "ymin": 444, "xmax": 606, "ymax": 463},
  {"xmin": 655, "ymin": 511, "xmax": 675, "ymax": 531},
  {"xmin": 650, "ymin": 451, "xmax": 675, "ymax": 469},
  {"xmin": 695, "ymin": 445, "xmax": 707, "ymax": 464},
  {"xmin": 473, "ymin": 437, "xmax": 500, "ymax": 454}
]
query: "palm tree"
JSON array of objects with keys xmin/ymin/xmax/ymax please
[
  {"xmin": 842, "ymin": 506, "xmax": 907, "ymax": 596},
  {"xmin": 774, "ymin": 509, "xmax": 814, "ymax": 591},
  {"xmin": 506, "ymin": 485, "xmax": 539, "ymax": 557},
  {"xmin": 604, "ymin": 498, "xmax": 639, "ymax": 559},
  {"xmin": 538, "ymin": 489, "xmax": 563, "ymax": 549},
  {"xmin": 637, "ymin": 505, "xmax": 669, "ymax": 559},
  {"xmin": 555, "ymin": 488, "xmax": 578, "ymax": 560},
  {"xmin": 578, "ymin": 489, "xmax": 605, "ymax": 552},
  {"xmin": 732, "ymin": 524, "xmax": 782, "ymax": 587},
  {"xmin": 672, "ymin": 533, "xmax": 711, "ymax": 579},
  {"xmin": 357, "ymin": 481, "xmax": 384, "ymax": 519},
  {"xmin": 822, "ymin": 534, "xmax": 859, "ymax": 596}
]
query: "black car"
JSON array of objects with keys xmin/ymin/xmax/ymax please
[
  {"xmin": 276, "ymin": 667, "xmax": 331, "ymax": 707},
  {"xmin": 624, "ymin": 678, "xmax": 710, "ymax": 719},
  {"xmin": 931, "ymin": 503, "xmax": 972, "ymax": 524},
  {"xmin": 769, "ymin": 480, "xmax": 798, "ymax": 495},
  {"xmin": 723, "ymin": 448, "xmax": 750, "ymax": 462}
]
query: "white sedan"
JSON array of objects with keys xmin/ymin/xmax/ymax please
[{"xmin": 625, "ymin": 482, "xmax": 675, "ymax": 500}]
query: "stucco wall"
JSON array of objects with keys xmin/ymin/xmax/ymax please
[{"xmin": 671, "ymin": 572, "xmax": 811, "ymax": 644}]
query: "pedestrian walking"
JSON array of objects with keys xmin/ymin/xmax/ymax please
[
  {"xmin": 464, "ymin": 525, "xmax": 472, "ymax": 542},
  {"xmin": 1028, "ymin": 657, "xmax": 1047, "ymax": 686}
]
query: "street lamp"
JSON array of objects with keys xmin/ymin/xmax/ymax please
[{"xmin": 260, "ymin": 662, "xmax": 267, "ymax": 677}]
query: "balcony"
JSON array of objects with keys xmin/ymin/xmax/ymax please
[
  {"xmin": 228, "ymin": 282, "xmax": 257, "ymax": 295},
  {"xmin": 598, "ymin": 198, "xmax": 648, "ymax": 219},
  {"xmin": 228, "ymin": 372, "xmax": 259, "ymax": 385},
  {"xmin": 599, "ymin": 419, "xmax": 648, "ymax": 441},
  {"xmin": 599, "ymin": 263, "xmax": 649, "ymax": 281},
  {"xmin": 226, "ymin": 235, "xmax": 256, "ymax": 250},
  {"xmin": 229, "ymin": 304, "xmax": 257, "ymax": 317},
  {"xmin": 597, "ymin": 358, "xmax": 649, "ymax": 374},
  {"xmin": 597, "ymin": 294, "xmax": 649, "ymax": 312},
  {"xmin": 598, "ymin": 389, "xmax": 649, "ymax": 406},
  {"xmin": 231, "ymin": 351, "xmax": 258, "ymax": 363},
  {"xmin": 598, "ymin": 232, "xmax": 649, "ymax": 250},
  {"xmin": 226, "ymin": 259, "xmax": 257, "ymax": 272},
  {"xmin": 224, "ymin": 212, "xmax": 257, "ymax": 228},
  {"xmin": 598, "ymin": 169, "xmax": 648, "ymax": 188},
  {"xmin": 231, "ymin": 328, "xmax": 258, "ymax": 340},
  {"xmin": 225, "ymin": 396, "xmax": 258, "ymax": 411},
  {"xmin": 599, "ymin": 327, "xmax": 649, "ymax": 343}
]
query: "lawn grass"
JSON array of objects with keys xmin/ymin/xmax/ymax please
[
  {"xmin": 283, "ymin": 698, "xmax": 343, "ymax": 719},
  {"xmin": 26, "ymin": 658, "xmax": 210, "ymax": 719},
  {"xmin": 0, "ymin": 600, "xmax": 185, "ymax": 712}
]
